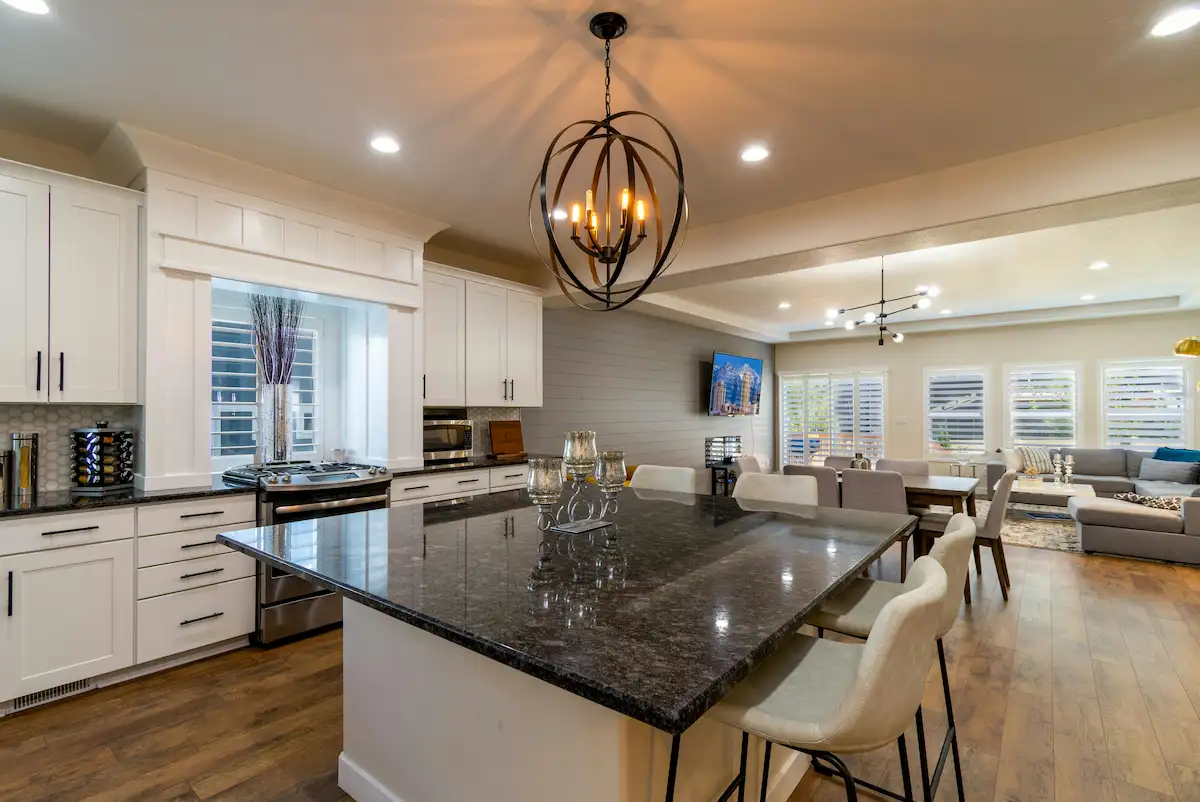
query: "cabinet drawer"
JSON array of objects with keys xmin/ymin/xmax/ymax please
[
  {"xmin": 0, "ymin": 508, "xmax": 135, "ymax": 557},
  {"xmin": 136, "ymin": 495, "xmax": 256, "ymax": 537},
  {"xmin": 489, "ymin": 465, "xmax": 528, "ymax": 492},
  {"xmin": 391, "ymin": 469, "xmax": 490, "ymax": 501},
  {"xmin": 136, "ymin": 576, "xmax": 256, "ymax": 664},
  {"xmin": 137, "ymin": 551, "xmax": 256, "ymax": 600},
  {"xmin": 137, "ymin": 524, "xmax": 245, "ymax": 567}
]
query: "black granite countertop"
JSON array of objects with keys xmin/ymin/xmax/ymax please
[
  {"xmin": 217, "ymin": 489, "xmax": 915, "ymax": 734},
  {"xmin": 0, "ymin": 479, "xmax": 255, "ymax": 519},
  {"xmin": 390, "ymin": 456, "xmax": 531, "ymax": 477}
]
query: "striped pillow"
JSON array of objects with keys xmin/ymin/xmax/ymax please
[{"xmin": 1016, "ymin": 445, "xmax": 1053, "ymax": 475}]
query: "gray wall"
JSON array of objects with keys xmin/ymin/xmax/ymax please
[{"xmin": 523, "ymin": 309, "xmax": 774, "ymax": 472}]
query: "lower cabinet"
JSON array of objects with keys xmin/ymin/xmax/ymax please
[
  {"xmin": 0, "ymin": 539, "xmax": 135, "ymax": 703},
  {"xmin": 136, "ymin": 576, "xmax": 256, "ymax": 664}
]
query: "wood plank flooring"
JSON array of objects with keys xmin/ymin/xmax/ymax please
[{"xmin": 1, "ymin": 544, "xmax": 1197, "ymax": 801}]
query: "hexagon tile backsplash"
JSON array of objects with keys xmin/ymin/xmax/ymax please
[{"xmin": 0, "ymin": 405, "xmax": 138, "ymax": 492}]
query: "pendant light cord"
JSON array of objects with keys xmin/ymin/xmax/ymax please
[{"xmin": 604, "ymin": 38, "xmax": 613, "ymax": 119}]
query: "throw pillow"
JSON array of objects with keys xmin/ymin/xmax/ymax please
[
  {"xmin": 1016, "ymin": 445, "xmax": 1053, "ymax": 475},
  {"xmin": 999, "ymin": 447, "xmax": 1024, "ymax": 472},
  {"xmin": 1138, "ymin": 457, "xmax": 1200, "ymax": 484},
  {"xmin": 1113, "ymin": 492, "xmax": 1184, "ymax": 511},
  {"xmin": 1153, "ymin": 447, "xmax": 1200, "ymax": 463}
]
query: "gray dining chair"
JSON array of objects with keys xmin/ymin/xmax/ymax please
[
  {"xmin": 783, "ymin": 464, "xmax": 840, "ymax": 507},
  {"xmin": 875, "ymin": 458, "xmax": 930, "ymax": 476},
  {"xmin": 823, "ymin": 456, "xmax": 854, "ymax": 472},
  {"xmin": 919, "ymin": 470, "xmax": 1015, "ymax": 601},
  {"xmin": 842, "ymin": 468, "xmax": 915, "ymax": 580}
]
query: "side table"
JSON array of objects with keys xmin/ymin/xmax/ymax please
[{"xmin": 709, "ymin": 464, "xmax": 734, "ymax": 496}]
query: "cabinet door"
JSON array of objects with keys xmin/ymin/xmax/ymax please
[
  {"xmin": 505, "ymin": 290, "xmax": 542, "ymax": 407},
  {"xmin": 48, "ymin": 188, "xmax": 139, "ymax": 404},
  {"xmin": 0, "ymin": 540, "xmax": 135, "ymax": 703},
  {"xmin": 0, "ymin": 176, "xmax": 50, "ymax": 403},
  {"xmin": 464, "ymin": 281, "xmax": 508, "ymax": 406},
  {"xmin": 423, "ymin": 272, "xmax": 466, "ymax": 406}
]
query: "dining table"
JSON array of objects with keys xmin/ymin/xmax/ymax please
[{"xmin": 901, "ymin": 474, "xmax": 980, "ymax": 515}]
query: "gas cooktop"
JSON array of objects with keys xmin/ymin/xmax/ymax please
[{"xmin": 223, "ymin": 460, "xmax": 390, "ymax": 488}]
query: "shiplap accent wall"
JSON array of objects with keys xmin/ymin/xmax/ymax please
[{"xmin": 523, "ymin": 309, "xmax": 774, "ymax": 472}]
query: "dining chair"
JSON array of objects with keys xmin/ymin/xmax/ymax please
[
  {"xmin": 842, "ymin": 468, "xmax": 915, "ymax": 580},
  {"xmin": 823, "ymin": 456, "xmax": 854, "ymax": 471},
  {"xmin": 783, "ymin": 464, "xmax": 840, "ymax": 507},
  {"xmin": 919, "ymin": 470, "xmax": 1015, "ymax": 601},
  {"xmin": 629, "ymin": 465, "xmax": 697, "ymax": 494},
  {"xmin": 735, "ymin": 455, "xmax": 762, "ymax": 474},
  {"xmin": 875, "ymin": 459, "xmax": 930, "ymax": 476},
  {"xmin": 809, "ymin": 513, "xmax": 977, "ymax": 802},
  {"xmin": 707, "ymin": 556, "xmax": 947, "ymax": 802},
  {"xmin": 732, "ymin": 473, "xmax": 818, "ymax": 506}
]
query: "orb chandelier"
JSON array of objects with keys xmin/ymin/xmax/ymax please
[
  {"xmin": 529, "ymin": 11, "xmax": 688, "ymax": 311},
  {"xmin": 827, "ymin": 257, "xmax": 941, "ymax": 345}
]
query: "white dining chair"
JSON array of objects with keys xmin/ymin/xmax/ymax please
[
  {"xmin": 629, "ymin": 465, "xmax": 697, "ymax": 494},
  {"xmin": 707, "ymin": 556, "xmax": 947, "ymax": 802},
  {"xmin": 731, "ymin": 472, "xmax": 818, "ymax": 506},
  {"xmin": 734, "ymin": 455, "xmax": 762, "ymax": 475},
  {"xmin": 808, "ymin": 513, "xmax": 977, "ymax": 802}
]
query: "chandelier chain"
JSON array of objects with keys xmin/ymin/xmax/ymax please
[{"xmin": 604, "ymin": 38, "xmax": 612, "ymax": 119}]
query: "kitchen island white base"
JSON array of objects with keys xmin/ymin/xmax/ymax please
[{"xmin": 337, "ymin": 600, "xmax": 809, "ymax": 802}]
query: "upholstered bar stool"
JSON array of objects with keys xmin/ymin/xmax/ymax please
[
  {"xmin": 735, "ymin": 455, "xmax": 763, "ymax": 474},
  {"xmin": 732, "ymin": 473, "xmax": 819, "ymax": 506},
  {"xmin": 808, "ymin": 514, "xmax": 977, "ymax": 802},
  {"xmin": 629, "ymin": 465, "xmax": 698, "ymax": 494},
  {"xmin": 707, "ymin": 557, "xmax": 947, "ymax": 802}
]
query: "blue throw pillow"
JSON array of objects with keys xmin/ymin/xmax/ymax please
[{"xmin": 1153, "ymin": 447, "xmax": 1200, "ymax": 463}]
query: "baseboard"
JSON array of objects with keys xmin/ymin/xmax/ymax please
[{"xmin": 339, "ymin": 752, "xmax": 405, "ymax": 802}]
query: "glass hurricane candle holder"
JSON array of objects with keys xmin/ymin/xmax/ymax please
[
  {"xmin": 527, "ymin": 458, "xmax": 565, "ymax": 507},
  {"xmin": 563, "ymin": 431, "xmax": 598, "ymax": 480},
  {"xmin": 595, "ymin": 450, "xmax": 626, "ymax": 515}
]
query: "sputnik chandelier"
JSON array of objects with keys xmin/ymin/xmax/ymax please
[
  {"xmin": 828, "ymin": 257, "xmax": 941, "ymax": 345},
  {"xmin": 529, "ymin": 12, "xmax": 688, "ymax": 311}
]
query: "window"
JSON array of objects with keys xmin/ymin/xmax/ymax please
[
  {"xmin": 211, "ymin": 318, "xmax": 320, "ymax": 461},
  {"xmin": 926, "ymin": 369, "xmax": 986, "ymax": 456},
  {"xmin": 1007, "ymin": 366, "xmax": 1077, "ymax": 447},
  {"xmin": 780, "ymin": 372, "xmax": 885, "ymax": 465},
  {"xmin": 1103, "ymin": 361, "xmax": 1190, "ymax": 450}
]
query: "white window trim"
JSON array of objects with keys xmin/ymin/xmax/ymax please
[
  {"xmin": 1002, "ymin": 361, "xmax": 1082, "ymax": 449},
  {"xmin": 777, "ymin": 369, "xmax": 888, "ymax": 466},
  {"xmin": 923, "ymin": 366, "xmax": 989, "ymax": 459},
  {"xmin": 1098, "ymin": 358, "xmax": 1193, "ymax": 451}
]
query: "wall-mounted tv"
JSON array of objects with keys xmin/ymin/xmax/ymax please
[{"xmin": 709, "ymin": 352, "xmax": 763, "ymax": 416}]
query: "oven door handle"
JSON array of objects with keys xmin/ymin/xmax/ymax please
[{"xmin": 272, "ymin": 494, "xmax": 390, "ymax": 516}]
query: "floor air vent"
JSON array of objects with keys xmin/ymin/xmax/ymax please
[{"xmin": 12, "ymin": 679, "xmax": 91, "ymax": 711}]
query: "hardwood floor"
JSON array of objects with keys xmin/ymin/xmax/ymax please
[{"xmin": 1, "ymin": 544, "xmax": 1197, "ymax": 801}]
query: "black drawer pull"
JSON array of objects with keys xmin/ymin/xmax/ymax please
[
  {"xmin": 180, "ymin": 511, "xmax": 224, "ymax": 519},
  {"xmin": 457, "ymin": 478, "xmax": 481, "ymax": 485},
  {"xmin": 35, "ymin": 351, "xmax": 42, "ymax": 392},
  {"xmin": 6, "ymin": 571, "xmax": 12, "ymax": 617},
  {"xmin": 180, "ymin": 612, "xmax": 224, "ymax": 626},
  {"xmin": 403, "ymin": 485, "xmax": 431, "ymax": 492},
  {"xmin": 42, "ymin": 525, "xmax": 100, "ymax": 537},
  {"xmin": 180, "ymin": 568, "xmax": 225, "ymax": 580},
  {"xmin": 503, "ymin": 473, "xmax": 523, "ymax": 479},
  {"xmin": 180, "ymin": 541, "xmax": 216, "ymax": 550}
]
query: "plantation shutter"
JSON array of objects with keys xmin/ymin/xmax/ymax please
[
  {"xmin": 927, "ymin": 370, "xmax": 986, "ymax": 455},
  {"xmin": 780, "ymin": 372, "xmax": 885, "ymax": 465},
  {"xmin": 1008, "ymin": 367, "xmax": 1077, "ymax": 447},
  {"xmin": 1103, "ymin": 362, "xmax": 1189, "ymax": 449}
]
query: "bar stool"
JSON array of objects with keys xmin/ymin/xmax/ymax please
[
  {"xmin": 706, "ymin": 556, "xmax": 947, "ymax": 802},
  {"xmin": 732, "ymin": 472, "xmax": 819, "ymax": 506},
  {"xmin": 808, "ymin": 513, "xmax": 977, "ymax": 802},
  {"xmin": 629, "ymin": 465, "xmax": 697, "ymax": 494}
]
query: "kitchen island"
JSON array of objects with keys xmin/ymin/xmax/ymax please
[{"xmin": 218, "ymin": 489, "xmax": 915, "ymax": 802}]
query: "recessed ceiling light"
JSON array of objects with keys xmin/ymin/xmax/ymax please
[
  {"xmin": 1081, "ymin": 294, "xmax": 1096, "ymax": 301},
  {"xmin": 940, "ymin": 309, "xmax": 952, "ymax": 315},
  {"xmin": 1151, "ymin": 6, "xmax": 1200, "ymax": 36},
  {"xmin": 552, "ymin": 208, "xmax": 568, "ymax": 221},
  {"xmin": 0, "ymin": 0, "xmax": 50, "ymax": 13},
  {"xmin": 370, "ymin": 135, "xmax": 401, "ymax": 154},
  {"xmin": 739, "ymin": 144, "xmax": 770, "ymax": 163},
  {"xmin": 777, "ymin": 301, "xmax": 791, "ymax": 309},
  {"xmin": 1088, "ymin": 260, "xmax": 1111, "ymax": 271}
]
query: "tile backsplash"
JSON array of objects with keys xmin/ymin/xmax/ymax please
[
  {"xmin": 467, "ymin": 407, "xmax": 521, "ymax": 456},
  {"xmin": 0, "ymin": 405, "xmax": 139, "ymax": 492}
]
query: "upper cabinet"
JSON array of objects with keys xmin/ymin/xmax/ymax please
[
  {"xmin": 0, "ymin": 163, "xmax": 141, "ymax": 405},
  {"xmin": 425, "ymin": 265, "xmax": 543, "ymax": 408}
]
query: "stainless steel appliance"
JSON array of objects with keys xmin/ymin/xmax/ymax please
[
  {"xmin": 222, "ymin": 460, "xmax": 392, "ymax": 645},
  {"xmin": 8, "ymin": 432, "xmax": 38, "ymax": 504},
  {"xmin": 423, "ymin": 414, "xmax": 473, "ymax": 463},
  {"xmin": 69, "ymin": 420, "xmax": 135, "ymax": 493}
]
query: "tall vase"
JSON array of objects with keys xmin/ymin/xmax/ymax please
[{"xmin": 257, "ymin": 382, "xmax": 291, "ymax": 464}]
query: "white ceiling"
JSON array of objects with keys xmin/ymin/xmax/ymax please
[
  {"xmin": 655, "ymin": 204, "xmax": 1200, "ymax": 340},
  {"xmin": 1, "ymin": 0, "xmax": 1200, "ymax": 265}
]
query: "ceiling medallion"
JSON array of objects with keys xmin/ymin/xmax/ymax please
[
  {"xmin": 828, "ymin": 257, "xmax": 941, "ymax": 345},
  {"xmin": 529, "ymin": 11, "xmax": 688, "ymax": 311}
]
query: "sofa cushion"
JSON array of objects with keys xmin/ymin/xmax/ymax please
[
  {"xmin": 1139, "ymin": 458, "xmax": 1200, "ymax": 484},
  {"xmin": 1126, "ymin": 450, "xmax": 1154, "ymax": 479},
  {"xmin": 1062, "ymin": 448, "xmax": 1127, "ymax": 476},
  {"xmin": 1114, "ymin": 492, "xmax": 1184, "ymax": 511},
  {"xmin": 1068, "ymin": 474, "xmax": 1135, "ymax": 494},
  {"xmin": 1134, "ymin": 480, "xmax": 1200, "ymax": 498},
  {"xmin": 1017, "ymin": 445, "xmax": 1054, "ymax": 474},
  {"xmin": 1153, "ymin": 447, "xmax": 1200, "ymax": 463},
  {"xmin": 998, "ymin": 447, "xmax": 1023, "ymax": 472},
  {"xmin": 1068, "ymin": 497, "xmax": 1184, "ymax": 534}
]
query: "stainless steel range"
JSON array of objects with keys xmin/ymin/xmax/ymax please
[{"xmin": 223, "ymin": 460, "xmax": 392, "ymax": 645}]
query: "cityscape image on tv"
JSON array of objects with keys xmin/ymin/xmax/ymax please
[{"xmin": 710, "ymin": 353, "xmax": 763, "ymax": 416}]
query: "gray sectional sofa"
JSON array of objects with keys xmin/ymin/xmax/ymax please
[
  {"xmin": 986, "ymin": 447, "xmax": 1200, "ymax": 506},
  {"xmin": 1069, "ymin": 496, "xmax": 1200, "ymax": 565}
]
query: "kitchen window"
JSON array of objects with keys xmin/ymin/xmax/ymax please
[
  {"xmin": 1102, "ymin": 361, "xmax": 1190, "ymax": 450},
  {"xmin": 1006, "ymin": 365, "xmax": 1078, "ymax": 448},
  {"xmin": 926, "ymin": 368, "xmax": 987, "ymax": 456},
  {"xmin": 780, "ymin": 371, "xmax": 885, "ymax": 465}
]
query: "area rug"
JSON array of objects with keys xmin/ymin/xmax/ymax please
[{"xmin": 968, "ymin": 499, "xmax": 1082, "ymax": 554}]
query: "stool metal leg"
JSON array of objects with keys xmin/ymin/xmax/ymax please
[
  {"xmin": 897, "ymin": 733, "xmax": 915, "ymax": 802},
  {"xmin": 665, "ymin": 734, "xmax": 681, "ymax": 802},
  {"xmin": 914, "ymin": 707, "xmax": 932, "ymax": 802},
  {"xmin": 805, "ymin": 750, "xmax": 858, "ymax": 802},
  {"xmin": 938, "ymin": 639, "xmax": 967, "ymax": 802},
  {"xmin": 760, "ymin": 742, "xmax": 772, "ymax": 802}
]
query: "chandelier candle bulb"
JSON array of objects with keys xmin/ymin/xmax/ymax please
[{"xmin": 621, "ymin": 189, "xmax": 630, "ymax": 210}]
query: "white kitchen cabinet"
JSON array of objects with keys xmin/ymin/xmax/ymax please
[
  {"xmin": 0, "ymin": 540, "xmax": 135, "ymax": 703},
  {"xmin": 505, "ymin": 290, "xmax": 542, "ymax": 407},
  {"xmin": 465, "ymin": 280, "xmax": 510, "ymax": 406},
  {"xmin": 49, "ymin": 187, "xmax": 140, "ymax": 404},
  {"xmin": 0, "ymin": 175, "xmax": 50, "ymax": 403},
  {"xmin": 423, "ymin": 271, "xmax": 467, "ymax": 406}
]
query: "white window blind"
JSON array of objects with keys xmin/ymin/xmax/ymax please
[
  {"xmin": 211, "ymin": 319, "xmax": 320, "ymax": 460},
  {"xmin": 1008, "ymin": 367, "xmax": 1077, "ymax": 447},
  {"xmin": 780, "ymin": 372, "xmax": 885, "ymax": 465},
  {"xmin": 927, "ymin": 370, "xmax": 986, "ymax": 456},
  {"xmin": 1103, "ymin": 362, "xmax": 1189, "ymax": 450}
]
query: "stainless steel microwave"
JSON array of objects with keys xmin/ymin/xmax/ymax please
[{"xmin": 423, "ymin": 419, "xmax": 473, "ymax": 461}]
